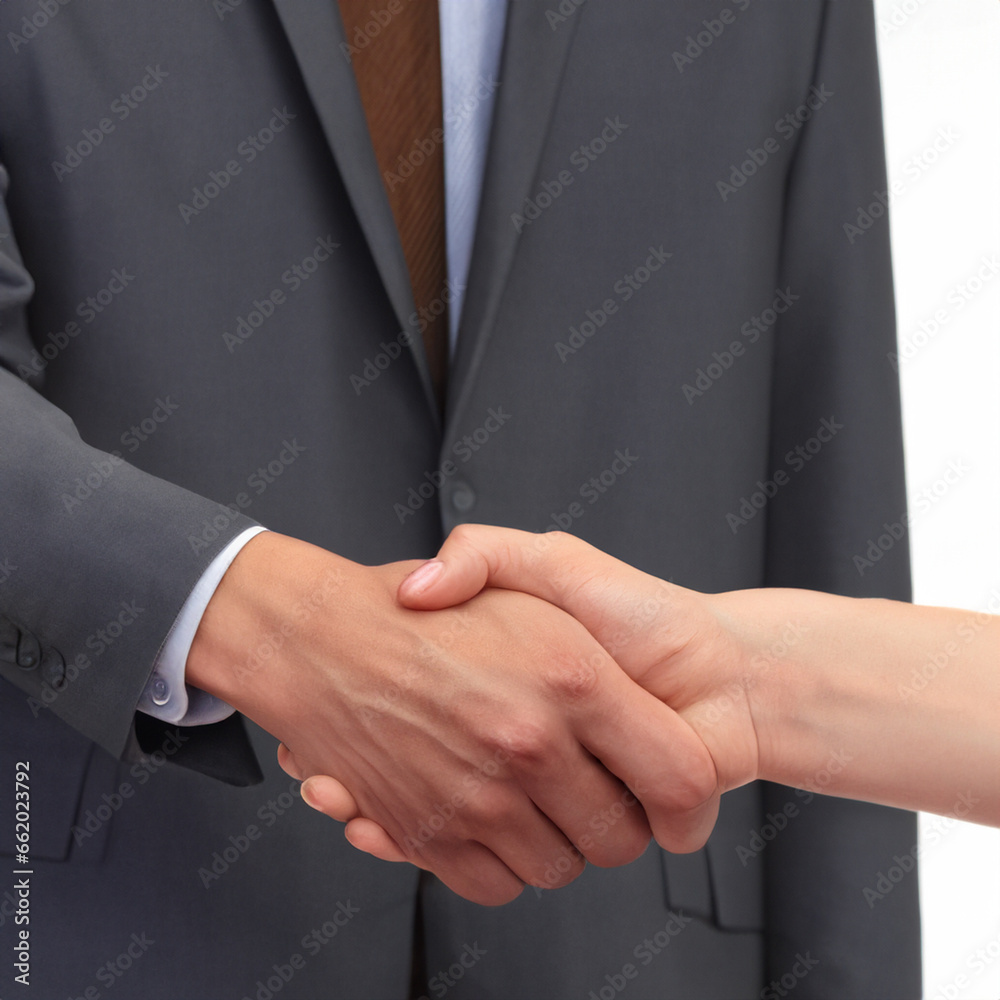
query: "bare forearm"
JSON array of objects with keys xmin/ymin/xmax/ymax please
[{"xmin": 719, "ymin": 589, "xmax": 1000, "ymax": 824}]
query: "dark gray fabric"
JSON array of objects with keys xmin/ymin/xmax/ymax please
[{"xmin": 0, "ymin": 1, "xmax": 919, "ymax": 997}]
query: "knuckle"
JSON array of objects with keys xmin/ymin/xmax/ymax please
[
  {"xmin": 463, "ymin": 784, "xmax": 517, "ymax": 828},
  {"xmin": 545, "ymin": 529, "xmax": 573, "ymax": 548},
  {"xmin": 487, "ymin": 719, "xmax": 554, "ymax": 768},
  {"xmin": 542, "ymin": 657, "xmax": 601, "ymax": 703},
  {"xmin": 448, "ymin": 522, "xmax": 478, "ymax": 546}
]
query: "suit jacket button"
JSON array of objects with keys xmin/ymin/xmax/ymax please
[
  {"xmin": 17, "ymin": 630, "xmax": 41, "ymax": 669},
  {"xmin": 41, "ymin": 649, "xmax": 67, "ymax": 689},
  {"xmin": 450, "ymin": 484, "xmax": 476, "ymax": 513}
]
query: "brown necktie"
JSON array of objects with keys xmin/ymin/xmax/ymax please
[{"xmin": 338, "ymin": 0, "xmax": 449, "ymax": 406}]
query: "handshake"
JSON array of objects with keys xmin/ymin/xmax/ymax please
[{"xmin": 188, "ymin": 525, "xmax": 998, "ymax": 905}]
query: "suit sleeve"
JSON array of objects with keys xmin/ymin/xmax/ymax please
[
  {"xmin": 761, "ymin": 3, "xmax": 921, "ymax": 996},
  {"xmin": 0, "ymin": 162, "xmax": 262, "ymax": 782}
]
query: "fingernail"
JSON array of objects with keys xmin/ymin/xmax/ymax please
[
  {"xmin": 300, "ymin": 780, "xmax": 319, "ymax": 810},
  {"xmin": 402, "ymin": 559, "xmax": 444, "ymax": 595}
]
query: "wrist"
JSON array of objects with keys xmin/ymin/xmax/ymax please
[
  {"xmin": 186, "ymin": 532, "xmax": 351, "ymax": 713},
  {"xmin": 706, "ymin": 588, "xmax": 831, "ymax": 789}
]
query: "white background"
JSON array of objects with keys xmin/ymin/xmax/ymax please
[{"xmin": 873, "ymin": 2, "xmax": 1000, "ymax": 997}]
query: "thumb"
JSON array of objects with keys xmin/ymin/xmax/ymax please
[
  {"xmin": 397, "ymin": 524, "xmax": 613, "ymax": 610},
  {"xmin": 398, "ymin": 526, "xmax": 685, "ymax": 678},
  {"xmin": 396, "ymin": 524, "xmax": 498, "ymax": 609}
]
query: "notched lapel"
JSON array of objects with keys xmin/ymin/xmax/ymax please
[{"xmin": 446, "ymin": 0, "xmax": 583, "ymax": 433}]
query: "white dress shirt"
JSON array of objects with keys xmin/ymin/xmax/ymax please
[{"xmin": 138, "ymin": 0, "xmax": 507, "ymax": 725}]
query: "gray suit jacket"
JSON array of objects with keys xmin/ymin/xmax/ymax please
[{"xmin": 0, "ymin": 2, "xmax": 920, "ymax": 997}]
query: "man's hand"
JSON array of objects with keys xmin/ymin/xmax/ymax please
[
  {"xmin": 295, "ymin": 525, "xmax": 765, "ymax": 867},
  {"xmin": 187, "ymin": 531, "xmax": 718, "ymax": 905}
]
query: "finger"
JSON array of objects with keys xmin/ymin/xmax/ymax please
[
  {"xmin": 336, "ymin": 776, "xmax": 538, "ymax": 906},
  {"xmin": 344, "ymin": 818, "xmax": 419, "ymax": 865},
  {"xmin": 564, "ymin": 654, "xmax": 721, "ymax": 853},
  {"xmin": 304, "ymin": 778, "xmax": 528, "ymax": 903},
  {"xmin": 389, "ymin": 773, "xmax": 588, "ymax": 891},
  {"xmin": 277, "ymin": 742, "xmax": 307, "ymax": 780},
  {"xmin": 409, "ymin": 838, "xmax": 525, "ymax": 906},
  {"xmin": 300, "ymin": 775, "xmax": 361, "ymax": 823},
  {"xmin": 294, "ymin": 753, "xmax": 569, "ymax": 902},
  {"xmin": 491, "ymin": 730, "xmax": 653, "ymax": 871}
]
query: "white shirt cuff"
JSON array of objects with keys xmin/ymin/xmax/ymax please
[{"xmin": 137, "ymin": 526, "xmax": 268, "ymax": 726}]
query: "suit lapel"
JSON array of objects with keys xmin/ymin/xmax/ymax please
[
  {"xmin": 446, "ymin": 0, "xmax": 583, "ymax": 434},
  {"xmin": 270, "ymin": 0, "xmax": 439, "ymax": 421}
]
